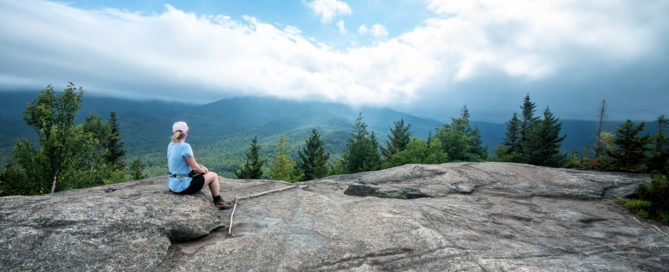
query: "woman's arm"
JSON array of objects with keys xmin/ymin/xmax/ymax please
[{"xmin": 186, "ymin": 156, "xmax": 208, "ymax": 173}]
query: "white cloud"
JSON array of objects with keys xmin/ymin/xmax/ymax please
[
  {"xmin": 336, "ymin": 20, "xmax": 347, "ymax": 34},
  {"xmin": 357, "ymin": 24, "xmax": 368, "ymax": 34},
  {"xmin": 305, "ymin": 0, "xmax": 352, "ymax": 23},
  {"xmin": 370, "ymin": 24, "xmax": 388, "ymax": 38},
  {"xmin": 0, "ymin": 0, "xmax": 666, "ymax": 118},
  {"xmin": 420, "ymin": 0, "xmax": 663, "ymax": 81}
]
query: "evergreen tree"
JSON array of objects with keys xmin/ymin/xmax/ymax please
[
  {"xmin": 104, "ymin": 112, "xmax": 125, "ymax": 170},
  {"xmin": 496, "ymin": 95, "xmax": 543, "ymax": 164},
  {"xmin": 327, "ymin": 156, "xmax": 347, "ymax": 176},
  {"xmin": 297, "ymin": 129, "xmax": 330, "ymax": 181},
  {"xmin": 129, "ymin": 158, "xmax": 147, "ymax": 180},
  {"xmin": 381, "ymin": 119, "xmax": 412, "ymax": 163},
  {"xmin": 608, "ymin": 120, "xmax": 651, "ymax": 172},
  {"xmin": 79, "ymin": 114, "xmax": 126, "ymax": 186},
  {"xmin": 435, "ymin": 106, "xmax": 486, "ymax": 162},
  {"xmin": 524, "ymin": 106, "xmax": 567, "ymax": 167},
  {"xmin": 648, "ymin": 115, "xmax": 669, "ymax": 173},
  {"xmin": 235, "ymin": 136, "xmax": 265, "ymax": 179},
  {"xmin": 519, "ymin": 94, "xmax": 540, "ymax": 147},
  {"xmin": 269, "ymin": 135, "xmax": 298, "ymax": 182},
  {"xmin": 460, "ymin": 105, "xmax": 487, "ymax": 160},
  {"xmin": 499, "ymin": 112, "xmax": 522, "ymax": 160},
  {"xmin": 344, "ymin": 114, "xmax": 381, "ymax": 173},
  {"xmin": 385, "ymin": 137, "xmax": 428, "ymax": 167},
  {"xmin": 469, "ymin": 126, "xmax": 487, "ymax": 160},
  {"xmin": 424, "ymin": 137, "xmax": 448, "ymax": 164}
]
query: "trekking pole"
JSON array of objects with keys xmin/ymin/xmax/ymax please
[
  {"xmin": 227, "ymin": 185, "xmax": 307, "ymax": 236},
  {"xmin": 228, "ymin": 196, "xmax": 238, "ymax": 236}
]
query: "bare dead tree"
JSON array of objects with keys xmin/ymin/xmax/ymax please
[{"xmin": 594, "ymin": 99, "xmax": 608, "ymax": 159}]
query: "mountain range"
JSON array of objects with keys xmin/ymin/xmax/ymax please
[{"xmin": 0, "ymin": 91, "xmax": 632, "ymax": 177}]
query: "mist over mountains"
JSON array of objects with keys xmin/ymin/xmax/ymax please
[{"xmin": 0, "ymin": 92, "xmax": 627, "ymax": 177}]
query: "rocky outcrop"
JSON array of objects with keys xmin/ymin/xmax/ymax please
[{"xmin": 1, "ymin": 162, "xmax": 667, "ymax": 271}]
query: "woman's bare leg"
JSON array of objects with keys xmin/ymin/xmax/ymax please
[{"xmin": 202, "ymin": 172, "xmax": 220, "ymax": 197}]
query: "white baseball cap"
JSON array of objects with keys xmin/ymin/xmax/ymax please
[{"xmin": 172, "ymin": 121, "xmax": 189, "ymax": 133}]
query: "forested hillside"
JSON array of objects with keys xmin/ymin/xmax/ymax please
[{"xmin": 0, "ymin": 92, "xmax": 643, "ymax": 177}]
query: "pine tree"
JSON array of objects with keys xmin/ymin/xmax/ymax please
[
  {"xmin": 80, "ymin": 114, "xmax": 126, "ymax": 186},
  {"xmin": 129, "ymin": 158, "xmax": 147, "ymax": 180},
  {"xmin": 435, "ymin": 120, "xmax": 469, "ymax": 161},
  {"xmin": 460, "ymin": 105, "xmax": 487, "ymax": 160},
  {"xmin": 344, "ymin": 114, "xmax": 381, "ymax": 173},
  {"xmin": 104, "ymin": 112, "xmax": 125, "ymax": 170},
  {"xmin": 648, "ymin": 115, "xmax": 669, "ymax": 173},
  {"xmin": 297, "ymin": 129, "xmax": 330, "ymax": 181},
  {"xmin": 385, "ymin": 137, "xmax": 428, "ymax": 167},
  {"xmin": 424, "ymin": 137, "xmax": 448, "ymax": 164},
  {"xmin": 235, "ymin": 136, "xmax": 265, "ymax": 179},
  {"xmin": 500, "ymin": 112, "xmax": 521, "ymax": 159},
  {"xmin": 524, "ymin": 106, "xmax": 567, "ymax": 167},
  {"xmin": 433, "ymin": 106, "xmax": 486, "ymax": 162},
  {"xmin": 269, "ymin": 135, "xmax": 298, "ymax": 181},
  {"xmin": 519, "ymin": 94, "xmax": 540, "ymax": 155},
  {"xmin": 381, "ymin": 119, "xmax": 412, "ymax": 163},
  {"xmin": 608, "ymin": 120, "xmax": 651, "ymax": 172}
]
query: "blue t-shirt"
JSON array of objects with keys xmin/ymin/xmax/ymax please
[{"xmin": 167, "ymin": 142, "xmax": 194, "ymax": 192}]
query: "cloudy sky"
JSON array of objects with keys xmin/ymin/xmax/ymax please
[{"xmin": 0, "ymin": 0, "xmax": 667, "ymax": 122}]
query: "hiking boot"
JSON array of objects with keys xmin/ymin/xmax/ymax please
[{"xmin": 214, "ymin": 199, "xmax": 232, "ymax": 210}]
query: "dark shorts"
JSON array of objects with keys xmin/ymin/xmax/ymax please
[{"xmin": 171, "ymin": 173, "xmax": 205, "ymax": 195}]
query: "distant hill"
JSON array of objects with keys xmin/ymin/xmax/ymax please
[{"xmin": 0, "ymin": 91, "xmax": 654, "ymax": 177}]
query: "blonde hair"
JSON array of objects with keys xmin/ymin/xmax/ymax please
[{"xmin": 172, "ymin": 130, "xmax": 186, "ymax": 143}]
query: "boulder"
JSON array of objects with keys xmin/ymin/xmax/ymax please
[{"xmin": 1, "ymin": 162, "xmax": 667, "ymax": 271}]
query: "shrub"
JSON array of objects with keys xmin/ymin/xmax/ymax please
[{"xmin": 619, "ymin": 173, "xmax": 669, "ymax": 224}]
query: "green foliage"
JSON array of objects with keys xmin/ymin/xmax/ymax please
[
  {"xmin": 25, "ymin": 83, "xmax": 84, "ymax": 193},
  {"xmin": 648, "ymin": 115, "xmax": 669, "ymax": 173},
  {"xmin": 269, "ymin": 135, "xmax": 300, "ymax": 182},
  {"xmin": 234, "ymin": 136, "xmax": 266, "ymax": 179},
  {"xmin": 588, "ymin": 132, "xmax": 617, "ymax": 170},
  {"xmin": 104, "ymin": 112, "xmax": 126, "ymax": 170},
  {"xmin": 381, "ymin": 119, "xmax": 412, "ymax": 162},
  {"xmin": 523, "ymin": 107, "xmax": 567, "ymax": 167},
  {"xmin": 495, "ymin": 95, "xmax": 566, "ymax": 167},
  {"xmin": 520, "ymin": 94, "xmax": 540, "ymax": 146},
  {"xmin": 384, "ymin": 137, "xmax": 428, "ymax": 168},
  {"xmin": 607, "ymin": 120, "xmax": 651, "ymax": 173},
  {"xmin": 424, "ymin": 138, "xmax": 448, "ymax": 164},
  {"xmin": 383, "ymin": 136, "xmax": 448, "ymax": 168},
  {"xmin": 327, "ymin": 156, "xmax": 347, "ymax": 176},
  {"xmin": 498, "ymin": 113, "xmax": 522, "ymax": 161},
  {"xmin": 129, "ymin": 158, "xmax": 147, "ymax": 180},
  {"xmin": 433, "ymin": 106, "xmax": 487, "ymax": 162},
  {"xmin": 0, "ymin": 84, "xmax": 134, "ymax": 195},
  {"xmin": 618, "ymin": 172, "xmax": 669, "ymax": 224},
  {"xmin": 616, "ymin": 198, "xmax": 652, "ymax": 218},
  {"xmin": 297, "ymin": 129, "xmax": 329, "ymax": 181},
  {"xmin": 344, "ymin": 114, "xmax": 381, "ymax": 173}
]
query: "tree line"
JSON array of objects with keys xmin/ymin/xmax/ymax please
[
  {"xmin": 2, "ymin": 85, "xmax": 666, "ymax": 222},
  {"xmin": 0, "ymin": 84, "xmax": 146, "ymax": 196},
  {"xmin": 216, "ymin": 93, "xmax": 669, "ymax": 182},
  {"xmin": 233, "ymin": 94, "xmax": 667, "ymax": 223},
  {"xmin": 235, "ymin": 105, "xmax": 489, "ymax": 181}
]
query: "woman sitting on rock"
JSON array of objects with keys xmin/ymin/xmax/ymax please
[{"xmin": 167, "ymin": 121, "xmax": 231, "ymax": 209}]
